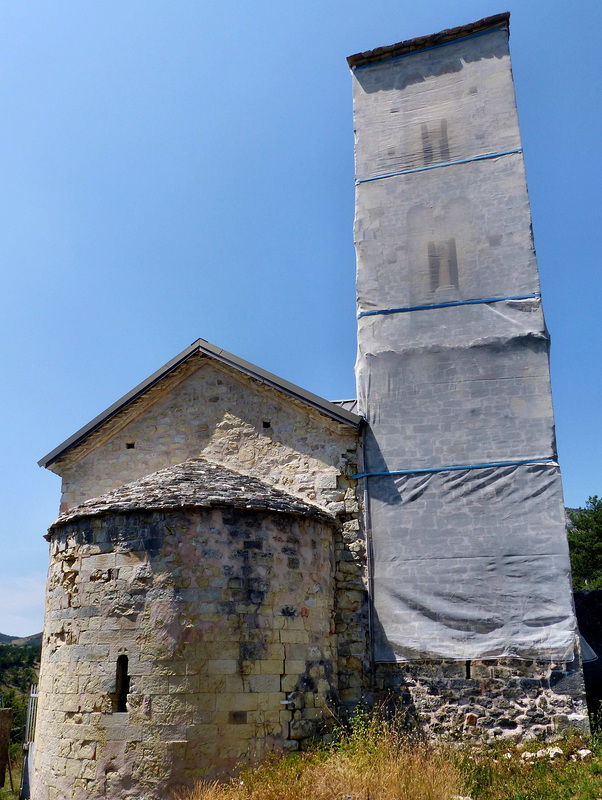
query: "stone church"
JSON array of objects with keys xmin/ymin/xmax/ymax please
[{"xmin": 32, "ymin": 13, "xmax": 588, "ymax": 800}]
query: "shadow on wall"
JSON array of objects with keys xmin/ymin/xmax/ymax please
[
  {"xmin": 353, "ymin": 33, "xmax": 507, "ymax": 94},
  {"xmin": 574, "ymin": 591, "xmax": 602, "ymax": 719}
]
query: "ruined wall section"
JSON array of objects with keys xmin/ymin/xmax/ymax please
[
  {"xmin": 51, "ymin": 355, "xmax": 359, "ymax": 520},
  {"xmin": 34, "ymin": 506, "xmax": 338, "ymax": 799}
]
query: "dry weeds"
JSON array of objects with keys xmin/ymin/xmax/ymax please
[
  {"xmin": 172, "ymin": 717, "xmax": 602, "ymax": 800},
  {"xmin": 173, "ymin": 717, "xmax": 464, "ymax": 800}
]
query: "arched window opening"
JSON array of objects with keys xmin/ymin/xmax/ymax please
[{"xmin": 115, "ymin": 654, "xmax": 130, "ymax": 713}]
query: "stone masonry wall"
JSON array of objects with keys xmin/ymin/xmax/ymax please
[
  {"xmin": 33, "ymin": 507, "xmax": 338, "ymax": 799},
  {"xmin": 334, "ymin": 512, "xmax": 371, "ymax": 709},
  {"xmin": 51, "ymin": 355, "xmax": 359, "ymax": 520},
  {"xmin": 374, "ymin": 656, "xmax": 589, "ymax": 741},
  {"xmin": 332, "ymin": 489, "xmax": 589, "ymax": 740}
]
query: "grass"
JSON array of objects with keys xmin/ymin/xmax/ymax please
[
  {"xmin": 172, "ymin": 713, "xmax": 602, "ymax": 800},
  {"xmin": 455, "ymin": 734, "xmax": 602, "ymax": 800}
]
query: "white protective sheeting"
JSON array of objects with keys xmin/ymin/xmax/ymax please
[
  {"xmin": 358, "ymin": 304, "xmax": 554, "ymax": 472},
  {"xmin": 354, "ymin": 156, "xmax": 540, "ymax": 316},
  {"xmin": 370, "ymin": 464, "xmax": 574, "ymax": 662},
  {"xmin": 353, "ymin": 24, "xmax": 576, "ymax": 662},
  {"xmin": 353, "ymin": 28, "xmax": 520, "ymax": 182}
]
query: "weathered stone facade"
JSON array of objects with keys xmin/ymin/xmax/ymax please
[
  {"xmin": 51, "ymin": 354, "xmax": 359, "ymax": 519},
  {"xmin": 33, "ymin": 348, "xmax": 589, "ymax": 799},
  {"xmin": 34, "ymin": 461, "xmax": 340, "ymax": 798},
  {"xmin": 374, "ymin": 657, "xmax": 588, "ymax": 742}
]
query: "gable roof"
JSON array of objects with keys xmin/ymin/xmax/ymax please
[
  {"xmin": 48, "ymin": 456, "xmax": 334, "ymax": 533},
  {"xmin": 38, "ymin": 337, "xmax": 362, "ymax": 469}
]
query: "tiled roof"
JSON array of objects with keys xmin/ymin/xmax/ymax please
[
  {"xmin": 347, "ymin": 12, "xmax": 510, "ymax": 69},
  {"xmin": 49, "ymin": 458, "xmax": 334, "ymax": 532}
]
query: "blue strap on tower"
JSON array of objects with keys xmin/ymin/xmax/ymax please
[
  {"xmin": 358, "ymin": 293, "xmax": 541, "ymax": 318},
  {"xmin": 355, "ymin": 148, "xmax": 523, "ymax": 185},
  {"xmin": 352, "ymin": 458, "xmax": 557, "ymax": 480}
]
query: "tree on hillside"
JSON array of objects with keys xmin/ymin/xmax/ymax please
[
  {"xmin": 567, "ymin": 496, "xmax": 602, "ymax": 589},
  {"xmin": 0, "ymin": 643, "xmax": 40, "ymax": 752}
]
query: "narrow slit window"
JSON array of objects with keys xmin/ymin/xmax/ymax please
[
  {"xmin": 428, "ymin": 241, "xmax": 440, "ymax": 293},
  {"xmin": 438, "ymin": 119, "xmax": 450, "ymax": 162},
  {"xmin": 115, "ymin": 654, "xmax": 130, "ymax": 712},
  {"xmin": 421, "ymin": 123, "xmax": 434, "ymax": 165},
  {"xmin": 421, "ymin": 119, "xmax": 450, "ymax": 166}
]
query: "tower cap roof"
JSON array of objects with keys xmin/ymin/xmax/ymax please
[{"xmin": 347, "ymin": 12, "xmax": 510, "ymax": 69}]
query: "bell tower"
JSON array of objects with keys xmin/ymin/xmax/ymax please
[{"xmin": 349, "ymin": 14, "xmax": 578, "ymax": 664}]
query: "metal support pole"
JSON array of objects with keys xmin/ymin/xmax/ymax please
[{"xmin": 6, "ymin": 748, "xmax": 13, "ymax": 793}]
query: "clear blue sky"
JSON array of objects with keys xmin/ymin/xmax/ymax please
[{"xmin": 1, "ymin": 1, "xmax": 600, "ymax": 636}]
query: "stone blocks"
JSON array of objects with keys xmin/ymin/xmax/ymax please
[
  {"xmin": 33, "ymin": 506, "xmax": 339, "ymax": 799},
  {"xmin": 54, "ymin": 358, "xmax": 358, "ymax": 521}
]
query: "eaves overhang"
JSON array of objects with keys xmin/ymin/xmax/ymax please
[{"xmin": 38, "ymin": 338, "xmax": 362, "ymax": 469}]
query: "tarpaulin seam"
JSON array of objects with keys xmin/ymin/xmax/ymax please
[
  {"xmin": 355, "ymin": 148, "xmax": 523, "ymax": 185},
  {"xmin": 351, "ymin": 26, "xmax": 508, "ymax": 70},
  {"xmin": 358, "ymin": 293, "xmax": 541, "ymax": 318},
  {"xmin": 352, "ymin": 458, "xmax": 557, "ymax": 479}
]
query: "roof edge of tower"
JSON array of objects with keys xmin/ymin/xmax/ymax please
[{"xmin": 347, "ymin": 12, "xmax": 510, "ymax": 69}]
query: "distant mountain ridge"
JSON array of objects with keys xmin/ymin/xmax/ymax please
[{"xmin": 0, "ymin": 632, "xmax": 43, "ymax": 648}]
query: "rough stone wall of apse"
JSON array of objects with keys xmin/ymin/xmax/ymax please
[
  {"xmin": 374, "ymin": 657, "xmax": 588, "ymax": 742},
  {"xmin": 33, "ymin": 507, "xmax": 338, "ymax": 800},
  {"xmin": 334, "ymin": 507, "xmax": 371, "ymax": 709},
  {"xmin": 52, "ymin": 355, "xmax": 359, "ymax": 520}
]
